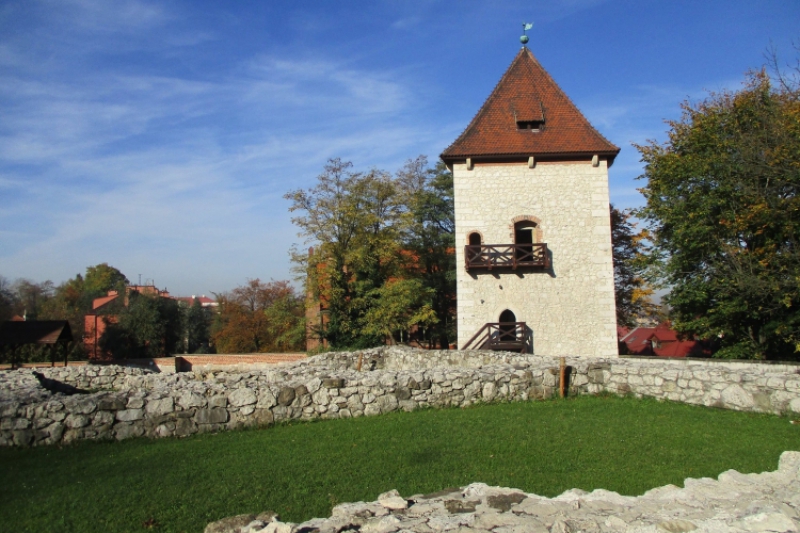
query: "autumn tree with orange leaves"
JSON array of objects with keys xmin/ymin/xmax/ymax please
[
  {"xmin": 211, "ymin": 279, "xmax": 305, "ymax": 353},
  {"xmin": 636, "ymin": 65, "xmax": 800, "ymax": 359}
]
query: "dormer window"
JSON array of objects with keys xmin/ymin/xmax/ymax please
[
  {"xmin": 511, "ymin": 97, "xmax": 545, "ymax": 133},
  {"xmin": 517, "ymin": 120, "xmax": 543, "ymax": 132}
]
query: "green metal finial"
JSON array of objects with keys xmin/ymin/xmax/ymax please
[{"xmin": 520, "ymin": 22, "xmax": 533, "ymax": 45}]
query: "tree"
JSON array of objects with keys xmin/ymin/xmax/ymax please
[
  {"xmin": 184, "ymin": 299, "xmax": 213, "ymax": 354},
  {"xmin": 99, "ymin": 290, "xmax": 182, "ymax": 359},
  {"xmin": 610, "ymin": 205, "xmax": 656, "ymax": 327},
  {"xmin": 211, "ymin": 279, "xmax": 304, "ymax": 353},
  {"xmin": 635, "ymin": 68, "xmax": 800, "ymax": 359},
  {"xmin": 11, "ymin": 279, "xmax": 55, "ymax": 320},
  {"xmin": 0, "ymin": 275, "xmax": 15, "ymax": 322},
  {"xmin": 286, "ymin": 157, "xmax": 453, "ymax": 349},
  {"xmin": 359, "ymin": 278, "xmax": 437, "ymax": 343},
  {"xmin": 286, "ymin": 158, "xmax": 409, "ymax": 348},
  {"xmin": 83, "ymin": 263, "xmax": 129, "ymax": 296},
  {"xmin": 39, "ymin": 263, "xmax": 128, "ymax": 352},
  {"xmin": 397, "ymin": 157, "xmax": 456, "ymax": 348}
]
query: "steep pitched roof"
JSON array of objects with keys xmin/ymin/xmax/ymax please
[{"xmin": 441, "ymin": 47, "xmax": 619, "ymax": 163}]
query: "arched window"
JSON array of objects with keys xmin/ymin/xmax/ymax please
[
  {"xmin": 510, "ymin": 215, "xmax": 543, "ymax": 243},
  {"xmin": 468, "ymin": 232, "xmax": 482, "ymax": 246}
]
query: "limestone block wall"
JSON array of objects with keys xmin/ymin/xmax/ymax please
[
  {"xmin": 1, "ymin": 347, "xmax": 799, "ymax": 447},
  {"xmin": 453, "ymin": 161, "xmax": 617, "ymax": 356}
]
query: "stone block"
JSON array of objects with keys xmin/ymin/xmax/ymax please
[
  {"xmin": 277, "ymin": 387, "xmax": 295, "ymax": 406},
  {"xmin": 376, "ymin": 394, "xmax": 398, "ymax": 413},
  {"xmin": 114, "ymin": 422, "xmax": 144, "ymax": 441},
  {"xmin": 145, "ymin": 397, "xmax": 174, "ymax": 416},
  {"xmin": 126, "ymin": 397, "xmax": 145, "ymax": 409},
  {"xmin": 0, "ymin": 402, "xmax": 19, "ymax": 418},
  {"xmin": 228, "ymin": 388, "xmax": 257, "ymax": 407},
  {"xmin": 720, "ymin": 384, "xmax": 755, "ymax": 410},
  {"xmin": 177, "ymin": 391, "xmax": 206, "ymax": 409},
  {"xmin": 195, "ymin": 408, "xmax": 229, "ymax": 425},
  {"xmin": 175, "ymin": 417, "xmax": 196, "ymax": 437},
  {"xmin": 65, "ymin": 397, "xmax": 97, "ymax": 415},
  {"xmin": 97, "ymin": 396, "xmax": 126, "ymax": 411},
  {"xmin": 116, "ymin": 409, "xmax": 144, "ymax": 422},
  {"xmin": 65, "ymin": 414, "xmax": 90, "ymax": 429},
  {"xmin": 12, "ymin": 429, "xmax": 34, "ymax": 447},
  {"xmin": 395, "ymin": 387, "xmax": 411, "ymax": 401},
  {"xmin": 209, "ymin": 395, "xmax": 228, "ymax": 408}
]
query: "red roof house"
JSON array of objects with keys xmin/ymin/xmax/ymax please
[{"xmin": 620, "ymin": 323, "xmax": 711, "ymax": 358}]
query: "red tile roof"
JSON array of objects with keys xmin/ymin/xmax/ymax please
[
  {"xmin": 620, "ymin": 323, "xmax": 711, "ymax": 358},
  {"xmin": 441, "ymin": 47, "xmax": 619, "ymax": 164}
]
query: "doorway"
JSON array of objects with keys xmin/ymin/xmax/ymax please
[{"xmin": 498, "ymin": 309, "xmax": 517, "ymax": 341}]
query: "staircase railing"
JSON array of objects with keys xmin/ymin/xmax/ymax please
[{"xmin": 461, "ymin": 322, "xmax": 529, "ymax": 353}]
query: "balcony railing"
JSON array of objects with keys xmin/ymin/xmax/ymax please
[
  {"xmin": 465, "ymin": 243, "xmax": 549, "ymax": 271},
  {"xmin": 461, "ymin": 322, "xmax": 530, "ymax": 353}
]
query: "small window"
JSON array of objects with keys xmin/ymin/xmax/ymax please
[
  {"xmin": 468, "ymin": 232, "xmax": 482, "ymax": 246},
  {"xmin": 517, "ymin": 120, "xmax": 543, "ymax": 131}
]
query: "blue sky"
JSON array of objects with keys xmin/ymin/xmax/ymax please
[{"xmin": 1, "ymin": 0, "xmax": 798, "ymax": 296}]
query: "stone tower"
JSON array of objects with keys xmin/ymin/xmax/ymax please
[{"xmin": 441, "ymin": 47, "xmax": 620, "ymax": 356}]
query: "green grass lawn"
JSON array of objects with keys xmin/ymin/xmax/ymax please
[{"xmin": 1, "ymin": 395, "xmax": 798, "ymax": 533}]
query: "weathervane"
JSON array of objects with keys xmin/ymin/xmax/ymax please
[{"xmin": 520, "ymin": 22, "xmax": 533, "ymax": 46}]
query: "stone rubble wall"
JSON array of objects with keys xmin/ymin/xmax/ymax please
[
  {"xmin": 1, "ymin": 347, "xmax": 799, "ymax": 447},
  {"xmin": 206, "ymin": 451, "xmax": 800, "ymax": 533}
]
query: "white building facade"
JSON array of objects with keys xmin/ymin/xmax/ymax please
[{"xmin": 441, "ymin": 47, "xmax": 619, "ymax": 356}]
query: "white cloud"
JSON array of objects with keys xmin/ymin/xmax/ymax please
[{"xmin": 0, "ymin": 15, "xmax": 441, "ymax": 293}]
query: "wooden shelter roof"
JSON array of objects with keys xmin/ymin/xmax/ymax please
[{"xmin": 0, "ymin": 321, "xmax": 73, "ymax": 345}]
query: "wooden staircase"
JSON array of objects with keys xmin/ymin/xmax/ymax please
[{"xmin": 461, "ymin": 322, "xmax": 530, "ymax": 353}]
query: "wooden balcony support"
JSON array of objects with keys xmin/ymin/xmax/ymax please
[{"xmin": 465, "ymin": 243, "xmax": 549, "ymax": 271}]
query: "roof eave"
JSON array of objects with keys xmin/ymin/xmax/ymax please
[{"xmin": 440, "ymin": 149, "xmax": 620, "ymax": 167}]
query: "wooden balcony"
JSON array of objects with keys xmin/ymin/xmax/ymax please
[
  {"xmin": 465, "ymin": 243, "xmax": 549, "ymax": 271},
  {"xmin": 461, "ymin": 322, "xmax": 530, "ymax": 353}
]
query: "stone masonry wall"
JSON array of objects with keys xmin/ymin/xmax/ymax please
[
  {"xmin": 1, "ymin": 347, "xmax": 799, "ymax": 447},
  {"xmin": 453, "ymin": 161, "xmax": 618, "ymax": 356}
]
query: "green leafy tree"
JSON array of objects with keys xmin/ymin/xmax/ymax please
[
  {"xmin": 263, "ymin": 289, "xmax": 306, "ymax": 352},
  {"xmin": 100, "ymin": 290, "xmax": 182, "ymax": 359},
  {"xmin": 83, "ymin": 263, "xmax": 129, "ymax": 296},
  {"xmin": 184, "ymin": 299, "xmax": 213, "ymax": 354},
  {"xmin": 286, "ymin": 158, "xmax": 409, "ymax": 348},
  {"xmin": 39, "ymin": 264, "xmax": 128, "ymax": 351},
  {"xmin": 635, "ymin": 68, "xmax": 800, "ymax": 359},
  {"xmin": 397, "ymin": 157, "xmax": 456, "ymax": 348},
  {"xmin": 287, "ymin": 157, "xmax": 454, "ymax": 349},
  {"xmin": 359, "ymin": 278, "xmax": 437, "ymax": 343},
  {"xmin": 610, "ymin": 205, "xmax": 656, "ymax": 327}
]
